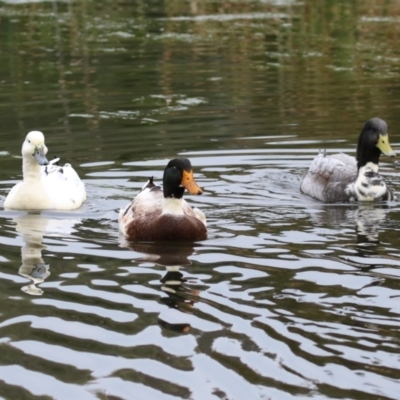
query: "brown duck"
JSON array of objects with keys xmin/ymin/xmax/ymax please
[{"xmin": 119, "ymin": 158, "xmax": 207, "ymax": 241}]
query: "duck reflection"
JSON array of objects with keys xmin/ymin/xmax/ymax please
[
  {"xmin": 13, "ymin": 213, "xmax": 50, "ymax": 295},
  {"xmin": 354, "ymin": 204, "xmax": 388, "ymax": 245},
  {"xmin": 126, "ymin": 242, "xmax": 200, "ymax": 333},
  {"xmin": 311, "ymin": 203, "xmax": 390, "ymax": 247},
  {"xmin": 13, "ymin": 213, "xmax": 79, "ymax": 295},
  {"xmin": 158, "ymin": 264, "xmax": 201, "ymax": 333},
  {"xmin": 129, "ymin": 241, "xmax": 194, "ymax": 266}
]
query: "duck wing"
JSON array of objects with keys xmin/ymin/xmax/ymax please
[
  {"xmin": 119, "ymin": 178, "xmax": 163, "ymax": 223},
  {"xmin": 41, "ymin": 163, "xmax": 86, "ymax": 209},
  {"xmin": 182, "ymin": 199, "xmax": 207, "ymax": 225},
  {"xmin": 301, "ymin": 152, "xmax": 357, "ymax": 202}
]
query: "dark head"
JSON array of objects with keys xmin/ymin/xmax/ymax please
[
  {"xmin": 163, "ymin": 158, "xmax": 203, "ymax": 199},
  {"xmin": 356, "ymin": 118, "xmax": 396, "ymax": 169}
]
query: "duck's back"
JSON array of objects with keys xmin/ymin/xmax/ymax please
[
  {"xmin": 300, "ymin": 152, "xmax": 357, "ymax": 202},
  {"xmin": 42, "ymin": 163, "xmax": 86, "ymax": 210},
  {"xmin": 119, "ymin": 185, "xmax": 207, "ymax": 241}
]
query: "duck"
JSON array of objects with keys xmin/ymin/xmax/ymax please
[
  {"xmin": 4, "ymin": 130, "xmax": 86, "ymax": 210},
  {"xmin": 300, "ymin": 118, "xmax": 396, "ymax": 203},
  {"xmin": 119, "ymin": 158, "xmax": 207, "ymax": 241}
]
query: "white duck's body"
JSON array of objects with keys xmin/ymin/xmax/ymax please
[{"xmin": 4, "ymin": 131, "xmax": 86, "ymax": 210}]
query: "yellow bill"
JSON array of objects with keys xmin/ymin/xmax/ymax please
[
  {"xmin": 377, "ymin": 134, "xmax": 396, "ymax": 157},
  {"xmin": 181, "ymin": 170, "xmax": 203, "ymax": 195}
]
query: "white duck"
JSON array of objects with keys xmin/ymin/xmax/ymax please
[{"xmin": 4, "ymin": 131, "xmax": 86, "ymax": 210}]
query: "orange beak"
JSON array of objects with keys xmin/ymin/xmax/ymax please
[{"xmin": 181, "ymin": 170, "xmax": 203, "ymax": 195}]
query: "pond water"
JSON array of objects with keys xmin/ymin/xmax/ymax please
[{"xmin": 1, "ymin": 1, "xmax": 400, "ymax": 399}]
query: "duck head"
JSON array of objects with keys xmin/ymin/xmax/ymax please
[
  {"xmin": 22, "ymin": 131, "xmax": 49, "ymax": 166},
  {"xmin": 356, "ymin": 118, "xmax": 396, "ymax": 169},
  {"xmin": 163, "ymin": 158, "xmax": 203, "ymax": 199}
]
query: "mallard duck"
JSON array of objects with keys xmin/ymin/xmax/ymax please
[
  {"xmin": 119, "ymin": 158, "xmax": 207, "ymax": 241},
  {"xmin": 4, "ymin": 131, "xmax": 86, "ymax": 210},
  {"xmin": 300, "ymin": 118, "xmax": 396, "ymax": 202}
]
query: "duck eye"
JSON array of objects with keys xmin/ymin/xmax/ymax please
[{"xmin": 27, "ymin": 140, "xmax": 30, "ymax": 143}]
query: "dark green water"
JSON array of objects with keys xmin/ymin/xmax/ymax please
[{"xmin": 0, "ymin": 1, "xmax": 400, "ymax": 399}]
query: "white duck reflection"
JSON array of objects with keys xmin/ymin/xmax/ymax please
[{"xmin": 13, "ymin": 213, "xmax": 80, "ymax": 295}]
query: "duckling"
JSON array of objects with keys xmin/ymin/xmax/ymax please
[
  {"xmin": 119, "ymin": 158, "xmax": 207, "ymax": 241},
  {"xmin": 4, "ymin": 131, "xmax": 86, "ymax": 210},
  {"xmin": 300, "ymin": 118, "xmax": 396, "ymax": 202}
]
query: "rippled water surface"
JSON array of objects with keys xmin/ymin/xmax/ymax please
[{"xmin": 1, "ymin": 1, "xmax": 400, "ymax": 399}]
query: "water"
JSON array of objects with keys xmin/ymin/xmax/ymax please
[{"xmin": 1, "ymin": 1, "xmax": 400, "ymax": 399}]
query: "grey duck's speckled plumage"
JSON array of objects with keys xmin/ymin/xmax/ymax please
[{"xmin": 300, "ymin": 118, "xmax": 396, "ymax": 203}]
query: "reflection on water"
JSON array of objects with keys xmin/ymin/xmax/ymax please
[
  {"xmin": 15, "ymin": 214, "xmax": 50, "ymax": 296},
  {"xmin": 128, "ymin": 242, "xmax": 200, "ymax": 333},
  {"xmin": 159, "ymin": 265, "xmax": 199, "ymax": 333},
  {"xmin": 121, "ymin": 240, "xmax": 195, "ymax": 266},
  {"xmin": 1, "ymin": 0, "xmax": 400, "ymax": 399},
  {"xmin": 13, "ymin": 213, "xmax": 81, "ymax": 296},
  {"xmin": 354, "ymin": 205, "xmax": 388, "ymax": 246},
  {"xmin": 309, "ymin": 203, "xmax": 391, "ymax": 248}
]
